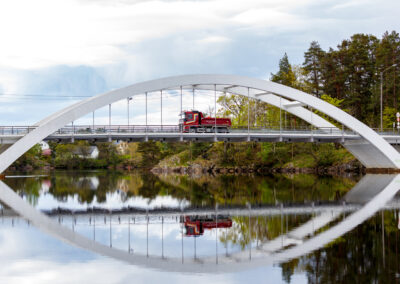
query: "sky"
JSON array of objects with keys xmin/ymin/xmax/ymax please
[{"xmin": 0, "ymin": 0, "xmax": 399, "ymax": 125}]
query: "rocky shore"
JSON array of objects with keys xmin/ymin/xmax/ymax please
[{"xmin": 151, "ymin": 160, "xmax": 366, "ymax": 176}]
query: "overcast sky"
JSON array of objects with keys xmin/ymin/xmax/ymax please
[{"xmin": 0, "ymin": 0, "xmax": 399, "ymax": 125}]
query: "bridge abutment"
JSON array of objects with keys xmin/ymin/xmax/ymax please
[{"xmin": 343, "ymin": 140, "xmax": 400, "ymax": 168}]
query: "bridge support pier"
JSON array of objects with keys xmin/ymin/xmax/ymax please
[{"xmin": 343, "ymin": 139, "xmax": 400, "ymax": 168}]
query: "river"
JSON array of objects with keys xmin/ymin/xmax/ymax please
[{"xmin": 0, "ymin": 170, "xmax": 399, "ymax": 283}]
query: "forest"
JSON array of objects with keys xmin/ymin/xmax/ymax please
[
  {"xmin": 218, "ymin": 30, "xmax": 400, "ymax": 129},
  {"xmin": 275, "ymin": 31, "xmax": 400, "ymax": 128}
]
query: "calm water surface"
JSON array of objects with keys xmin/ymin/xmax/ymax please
[{"xmin": 0, "ymin": 171, "xmax": 399, "ymax": 283}]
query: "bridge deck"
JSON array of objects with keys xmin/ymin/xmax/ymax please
[{"xmin": 2, "ymin": 125, "xmax": 400, "ymax": 143}]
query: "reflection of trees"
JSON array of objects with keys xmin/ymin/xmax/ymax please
[
  {"xmin": 4, "ymin": 177, "xmax": 42, "ymax": 206},
  {"xmin": 281, "ymin": 259, "xmax": 300, "ymax": 284},
  {"xmin": 158, "ymin": 173, "xmax": 357, "ymax": 207},
  {"xmin": 5, "ymin": 172, "xmax": 358, "ymax": 208},
  {"xmin": 6, "ymin": 171, "xmax": 124, "ymax": 205},
  {"xmin": 219, "ymin": 215, "xmax": 311, "ymax": 250},
  {"xmin": 218, "ymin": 210, "xmax": 400, "ymax": 283},
  {"xmin": 5, "ymin": 171, "xmax": 400, "ymax": 281},
  {"xmin": 277, "ymin": 211, "xmax": 400, "ymax": 283}
]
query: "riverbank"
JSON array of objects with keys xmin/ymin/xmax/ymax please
[
  {"xmin": 151, "ymin": 141, "xmax": 366, "ymax": 175},
  {"xmin": 7, "ymin": 141, "xmax": 367, "ymax": 175}
]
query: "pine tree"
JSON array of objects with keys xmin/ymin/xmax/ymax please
[
  {"xmin": 303, "ymin": 41, "xmax": 325, "ymax": 97},
  {"xmin": 318, "ymin": 34, "xmax": 378, "ymax": 123},
  {"xmin": 137, "ymin": 141, "xmax": 161, "ymax": 167},
  {"xmin": 342, "ymin": 34, "xmax": 379, "ymax": 121},
  {"xmin": 270, "ymin": 53, "xmax": 297, "ymax": 87},
  {"xmin": 376, "ymin": 31, "xmax": 400, "ymax": 110}
]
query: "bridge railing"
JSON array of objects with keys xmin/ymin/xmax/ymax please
[
  {"xmin": 54, "ymin": 125, "xmax": 352, "ymax": 135},
  {"xmin": 55, "ymin": 125, "xmax": 181, "ymax": 135},
  {"xmin": 0, "ymin": 126, "xmax": 37, "ymax": 135},
  {"xmin": 372, "ymin": 128, "xmax": 400, "ymax": 135},
  {"xmin": 7, "ymin": 125, "xmax": 400, "ymax": 137},
  {"xmin": 0, "ymin": 125, "xmax": 363, "ymax": 136},
  {"xmin": 59, "ymin": 125, "xmax": 362, "ymax": 136},
  {"xmin": 229, "ymin": 126, "xmax": 359, "ymax": 135}
]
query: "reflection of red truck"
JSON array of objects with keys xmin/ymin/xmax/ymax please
[
  {"xmin": 179, "ymin": 111, "xmax": 231, "ymax": 133},
  {"xmin": 181, "ymin": 215, "xmax": 232, "ymax": 236}
]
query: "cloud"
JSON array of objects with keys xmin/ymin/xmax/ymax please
[
  {"xmin": 196, "ymin": 36, "xmax": 231, "ymax": 44},
  {"xmin": 0, "ymin": 0, "xmax": 368, "ymax": 70},
  {"xmin": 1, "ymin": 0, "xmax": 400, "ymax": 125}
]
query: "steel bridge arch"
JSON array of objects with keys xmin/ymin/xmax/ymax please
[{"xmin": 1, "ymin": 74, "xmax": 400, "ymax": 172}]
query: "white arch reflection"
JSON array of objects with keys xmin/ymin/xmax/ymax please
[{"xmin": 0, "ymin": 174, "xmax": 399, "ymax": 273}]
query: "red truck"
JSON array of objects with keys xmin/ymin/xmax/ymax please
[
  {"xmin": 179, "ymin": 110, "xmax": 231, "ymax": 133},
  {"xmin": 181, "ymin": 215, "xmax": 232, "ymax": 237}
]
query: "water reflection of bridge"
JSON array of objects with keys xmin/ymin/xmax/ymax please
[{"xmin": 0, "ymin": 174, "xmax": 399, "ymax": 273}]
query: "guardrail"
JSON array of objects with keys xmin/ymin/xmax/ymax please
[
  {"xmin": 0, "ymin": 126, "xmax": 37, "ymax": 135},
  {"xmin": 52, "ymin": 125, "xmax": 356, "ymax": 135},
  {"xmin": 228, "ymin": 126, "xmax": 356, "ymax": 135},
  {"xmin": 55, "ymin": 125, "xmax": 181, "ymax": 135},
  {"xmin": 1, "ymin": 125, "xmax": 400, "ymax": 137}
]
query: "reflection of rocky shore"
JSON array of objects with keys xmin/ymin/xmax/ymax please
[{"xmin": 151, "ymin": 161, "xmax": 363, "ymax": 176}]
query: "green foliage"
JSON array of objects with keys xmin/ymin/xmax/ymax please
[
  {"xmin": 137, "ymin": 141, "xmax": 162, "ymax": 167},
  {"xmin": 271, "ymin": 53, "xmax": 297, "ymax": 88},
  {"xmin": 301, "ymin": 31, "xmax": 400, "ymax": 127},
  {"xmin": 315, "ymin": 144, "xmax": 337, "ymax": 167},
  {"xmin": 12, "ymin": 144, "xmax": 46, "ymax": 170},
  {"xmin": 217, "ymin": 94, "xmax": 249, "ymax": 126},
  {"xmin": 320, "ymin": 94, "xmax": 344, "ymax": 108},
  {"xmin": 383, "ymin": 106, "xmax": 397, "ymax": 128}
]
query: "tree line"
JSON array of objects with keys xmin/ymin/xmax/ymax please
[
  {"xmin": 272, "ymin": 31, "xmax": 400, "ymax": 128},
  {"xmin": 218, "ymin": 31, "xmax": 400, "ymax": 129}
]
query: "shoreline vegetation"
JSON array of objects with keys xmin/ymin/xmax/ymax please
[
  {"xmin": 7, "ymin": 140, "xmax": 364, "ymax": 176},
  {"xmin": 7, "ymin": 30, "xmax": 400, "ymax": 175}
]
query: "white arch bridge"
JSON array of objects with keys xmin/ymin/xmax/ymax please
[{"xmin": 1, "ymin": 74, "xmax": 400, "ymax": 171}]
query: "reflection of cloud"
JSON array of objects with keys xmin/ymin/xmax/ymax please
[
  {"xmin": 0, "ymin": 254, "xmax": 289, "ymax": 284},
  {"xmin": 34, "ymin": 192, "xmax": 189, "ymax": 211},
  {"xmin": 0, "ymin": 225, "xmax": 293, "ymax": 283}
]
